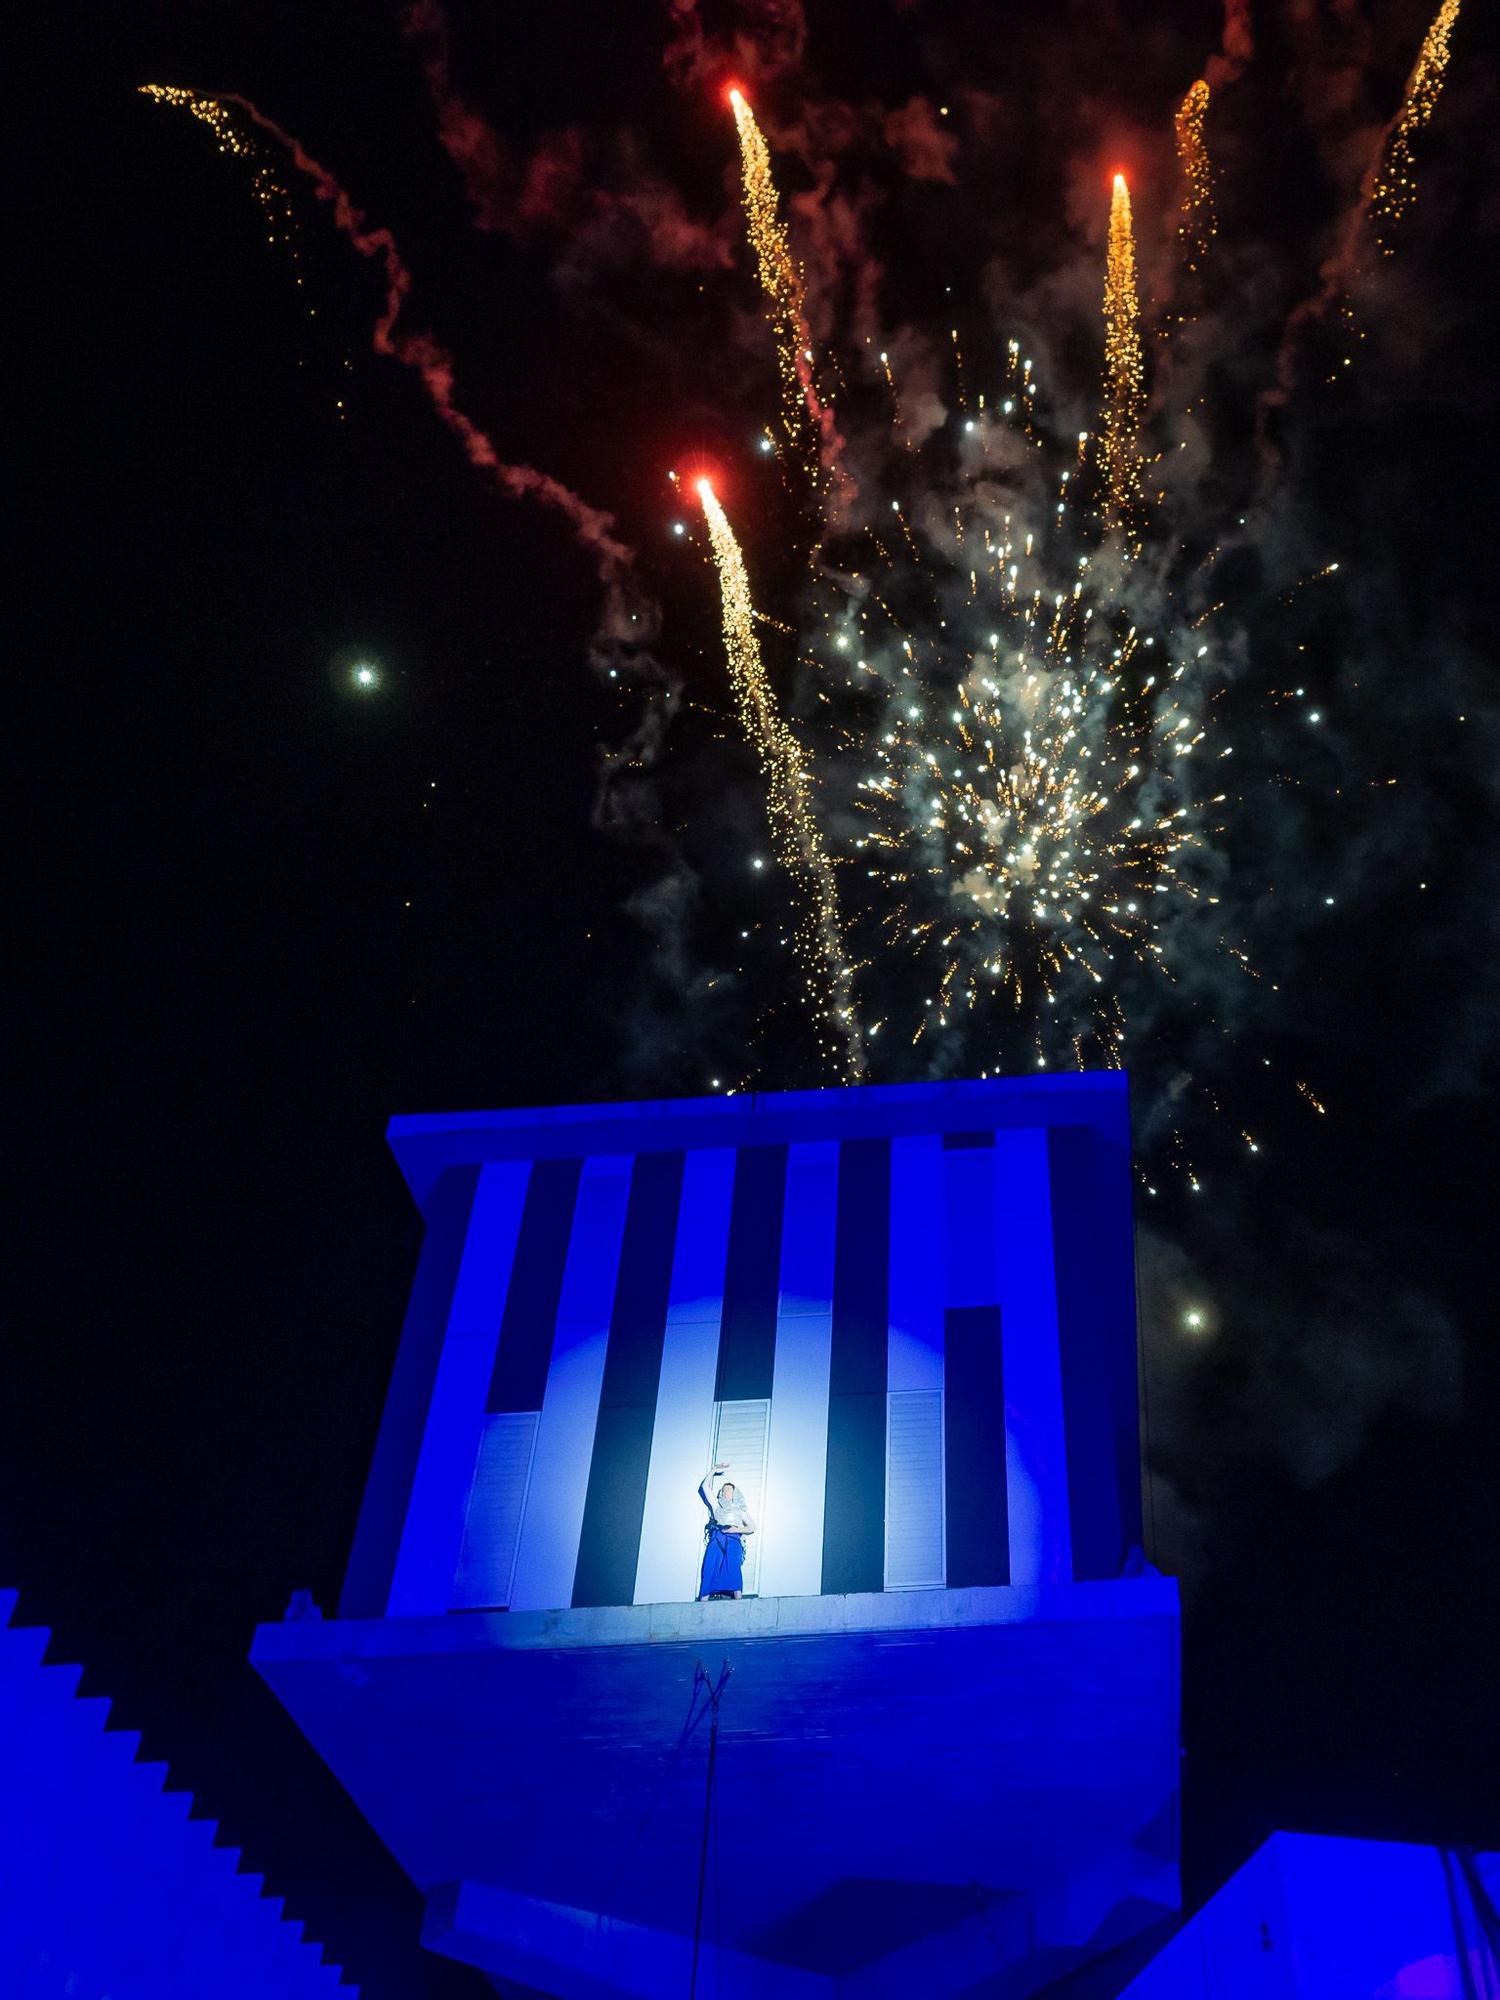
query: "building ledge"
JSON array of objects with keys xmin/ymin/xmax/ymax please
[{"xmin": 252, "ymin": 1575, "xmax": 1176, "ymax": 1667}]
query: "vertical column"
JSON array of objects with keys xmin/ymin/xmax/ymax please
[
  {"xmin": 715, "ymin": 1146, "xmax": 787, "ymax": 1402},
  {"xmin": 821, "ymin": 1138, "xmax": 890, "ymax": 1596},
  {"xmin": 485, "ymin": 1158, "xmax": 586, "ymax": 1416},
  {"xmin": 889, "ymin": 1133, "xmax": 947, "ymax": 1394},
  {"xmin": 887, "ymin": 1134, "xmax": 948, "ymax": 1588},
  {"xmin": 509, "ymin": 1155, "xmax": 633, "ymax": 1612},
  {"xmin": 386, "ymin": 1160, "xmax": 532, "ymax": 1617},
  {"xmin": 994, "ymin": 1127, "xmax": 1073, "ymax": 1584},
  {"xmin": 1048, "ymin": 1124, "xmax": 1141, "ymax": 1577},
  {"xmin": 571, "ymin": 1152, "xmax": 686, "ymax": 1608},
  {"xmin": 943, "ymin": 1141, "xmax": 1008, "ymax": 1589},
  {"xmin": 341, "ymin": 1164, "xmax": 482, "ymax": 1617},
  {"xmin": 633, "ymin": 1149, "xmax": 735, "ymax": 1605},
  {"xmin": 758, "ymin": 1141, "xmax": 838, "ymax": 1599}
]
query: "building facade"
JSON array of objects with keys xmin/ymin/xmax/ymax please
[
  {"xmin": 342, "ymin": 1074, "xmax": 1144, "ymax": 1622},
  {"xmin": 255, "ymin": 1076, "xmax": 1180, "ymax": 1997}
]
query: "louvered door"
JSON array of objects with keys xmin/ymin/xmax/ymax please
[
  {"xmin": 453, "ymin": 1411, "xmax": 539, "ymax": 1609},
  {"xmin": 884, "ymin": 1389, "xmax": 945, "ymax": 1589}
]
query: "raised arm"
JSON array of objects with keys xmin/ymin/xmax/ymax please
[{"xmin": 700, "ymin": 1465, "xmax": 729, "ymax": 1520}]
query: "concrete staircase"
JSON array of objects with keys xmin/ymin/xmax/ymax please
[{"xmin": 0, "ymin": 1586, "xmax": 356, "ymax": 1996}]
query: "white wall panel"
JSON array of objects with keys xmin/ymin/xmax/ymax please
[
  {"xmin": 509, "ymin": 1155, "xmax": 632, "ymax": 1612},
  {"xmin": 388, "ymin": 1160, "xmax": 530, "ymax": 1617},
  {"xmin": 758, "ymin": 1140, "xmax": 838, "ymax": 1599},
  {"xmin": 632, "ymin": 1148, "xmax": 735, "ymax": 1605}
]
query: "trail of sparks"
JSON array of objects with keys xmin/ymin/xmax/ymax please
[
  {"xmin": 727, "ymin": 89, "xmax": 846, "ymax": 495},
  {"xmin": 140, "ymin": 85, "xmax": 300, "ymax": 263},
  {"xmin": 141, "ymin": 84, "xmax": 633, "ymax": 589},
  {"xmin": 1369, "ymin": 0, "xmax": 1463, "ymax": 247},
  {"xmin": 697, "ymin": 479, "xmax": 865, "ymax": 1079},
  {"xmin": 1174, "ymin": 81, "xmax": 1215, "ymax": 274},
  {"xmin": 1100, "ymin": 175, "xmax": 1146, "ymax": 548}
]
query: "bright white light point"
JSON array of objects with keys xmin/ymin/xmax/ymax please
[
  {"xmin": 758, "ymin": 436, "xmax": 773, "ymax": 453},
  {"xmin": 1325, "ymin": 896, "xmax": 1335, "ymax": 906},
  {"xmin": 964, "ymin": 420, "xmax": 976, "ymax": 433},
  {"xmin": 1184, "ymin": 1310, "xmax": 1203, "ymax": 1329},
  {"xmin": 751, "ymin": 858, "xmax": 766, "ymax": 871},
  {"xmin": 1308, "ymin": 710, "xmax": 1322, "ymax": 723},
  {"xmin": 352, "ymin": 664, "xmax": 378, "ymax": 688},
  {"xmin": 672, "ymin": 522, "xmax": 686, "ymax": 536}
]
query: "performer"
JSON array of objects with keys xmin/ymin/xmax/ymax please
[{"xmin": 698, "ymin": 1463, "xmax": 755, "ymax": 1600}]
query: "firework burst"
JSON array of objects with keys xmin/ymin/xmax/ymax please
[{"xmin": 695, "ymin": 117, "xmax": 1255, "ymax": 1098}]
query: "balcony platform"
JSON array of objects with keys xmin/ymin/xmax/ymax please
[{"xmin": 254, "ymin": 1578, "xmax": 1179, "ymax": 1998}]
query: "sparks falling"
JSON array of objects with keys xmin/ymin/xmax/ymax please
[
  {"xmin": 1174, "ymin": 81, "xmax": 1215, "ymax": 274},
  {"xmin": 1100, "ymin": 175, "xmax": 1146, "ymax": 547},
  {"xmin": 140, "ymin": 85, "xmax": 298, "ymax": 259},
  {"xmin": 1369, "ymin": 0, "xmax": 1463, "ymax": 247},
  {"xmin": 141, "ymin": 83, "xmax": 636, "ymax": 594},
  {"xmin": 727, "ymin": 88, "xmax": 844, "ymax": 492},
  {"xmin": 697, "ymin": 478, "xmax": 864, "ymax": 1079}
]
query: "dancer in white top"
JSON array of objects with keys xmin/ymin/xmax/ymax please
[{"xmin": 698, "ymin": 1464, "xmax": 755, "ymax": 1599}]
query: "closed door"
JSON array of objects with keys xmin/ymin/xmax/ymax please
[
  {"xmin": 453, "ymin": 1412, "xmax": 539, "ymax": 1609},
  {"xmin": 885, "ymin": 1389, "xmax": 945, "ymax": 1589}
]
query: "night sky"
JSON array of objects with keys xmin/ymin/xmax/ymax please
[{"xmin": 8, "ymin": 2, "xmax": 1500, "ymax": 1994}]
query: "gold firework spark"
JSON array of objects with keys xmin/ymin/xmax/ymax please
[
  {"xmin": 727, "ymin": 88, "xmax": 840, "ymax": 489},
  {"xmin": 1370, "ymin": 0, "xmax": 1463, "ymax": 248},
  {"xmin": 1174, "ymin": 81, "xmax": 1215, "ymax": 274},
  {"xmin": 697, "ymin": 478, "xmax": 864, "ymax": 1077},
  {"xmin": 1100, "ymin": 174, "xmax": 1146, "ymax": 547},
  {"xmin": 140, "ymin": 86, "xmax": 299, "ymax": 263}
]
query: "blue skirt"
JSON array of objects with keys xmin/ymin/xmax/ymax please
[{"xmin": 699, "ymin": 1527, "xmax": 744, "ymax": 1597}]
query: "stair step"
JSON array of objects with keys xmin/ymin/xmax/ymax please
[{"xmin": 0, "ymin": 1585, "xmax": 357, "ymax": 1994}]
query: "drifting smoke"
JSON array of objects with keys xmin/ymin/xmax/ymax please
[{"xmin": 140, "ymin": 86, "xmax": 640, "ymax": 630}]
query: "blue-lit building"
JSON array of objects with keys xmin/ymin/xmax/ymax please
[{"xmin": 254, "ymin": 1073, "xmax": 1185, "ymax": 1996}]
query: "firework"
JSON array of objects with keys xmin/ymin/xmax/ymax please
[
  {"xmin": 1369, "ymin": 0, "xmax": 1462, "ymax": 247},
  {"xmin": 837, "ymin": 414, "xmax": 1220, "ymax": 1070},
  {"xmin": 141, "ymin": 85, "xmax": 633, "ymax": 587},
  {"xmin": 697, "ymin": 478, "xmax": 864, "ymax": 1078},
  {"xmin": 141, "ymin": 85, "xmax": 299, "ymax": 263},
  {"xmin": 1174, "ymin": 81, "xmax": 1215, "ymax": 275},
  {"xmin": 1100, "ymin": 174, "xmax": 1146, "ymax": 547},
  {"xmin": 727, "ymin": 88, "xmax": 845, "ymax": 492}
]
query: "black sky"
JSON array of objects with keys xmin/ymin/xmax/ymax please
[{"xmin": 7, "ymin": 2, "xmax": 1500, "ymax": 1994}]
